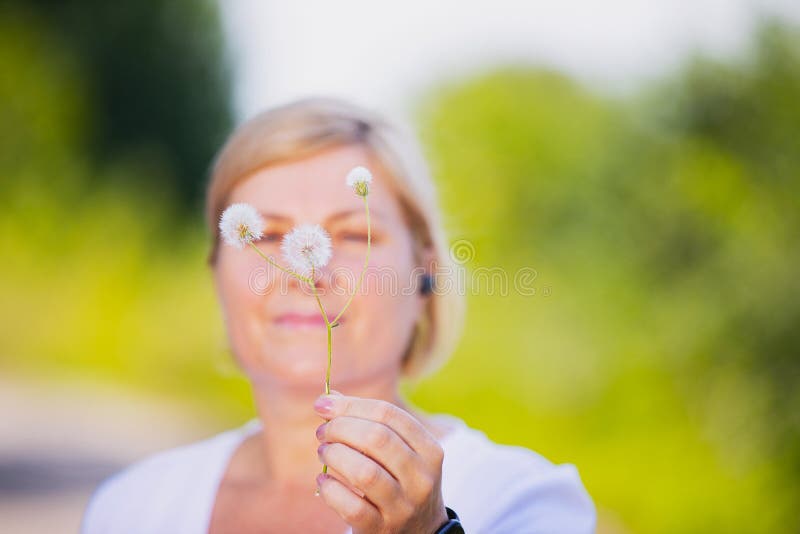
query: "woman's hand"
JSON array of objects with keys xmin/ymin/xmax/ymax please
[{"xmin": 313, "ymin": 392, "xmax": 449, "ymax": 534}]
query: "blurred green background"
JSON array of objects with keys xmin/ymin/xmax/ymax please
[{"xmin": 1, "ymin": 1, "xmax": 798, "ymax": 533}]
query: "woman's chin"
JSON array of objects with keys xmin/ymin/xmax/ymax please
[{"xmin": 253, "ymin": 344, "xmax": 334, "ymax": 383}]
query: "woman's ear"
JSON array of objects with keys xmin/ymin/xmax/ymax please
[
  {"xmin": 419, "ymin": 272, "xmax": 434, "ymax": 296},
  {"xmin": 417, "ymin": 245, "xmax": 436, "ymax": 298}
]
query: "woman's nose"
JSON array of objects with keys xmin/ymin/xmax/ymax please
[{"xmin": 280, "ymin": 263, "xmax": 331, "ymax": 296}]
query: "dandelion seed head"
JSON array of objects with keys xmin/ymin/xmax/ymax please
[
  {"xmin": 280, "ymin": 223, "xmax": 332, "ymax": 277},
  {"xmin": 346, "ymin": 166, "xmax": 372, "ymax": 197},
  {"xmin": 219, "ymin": 203, "xmax": 264, "ymax": 249}
]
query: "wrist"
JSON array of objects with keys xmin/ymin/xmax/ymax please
[{"xmin": 432, "ymin": 506, "xmax": 464, "ymax": 534}]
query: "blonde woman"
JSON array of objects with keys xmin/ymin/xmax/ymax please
[{"xmin": 81, "ymin": 97, "xmax": 595, "ymax": 533}]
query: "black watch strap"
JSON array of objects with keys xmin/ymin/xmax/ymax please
[{"xmin": 434, "ymin": 506, "xmax": 464, "ymax": 534}]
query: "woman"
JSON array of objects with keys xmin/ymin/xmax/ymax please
[{"xmin": 81, "ymin": 97, "xmax": 595, "ymax": 533}]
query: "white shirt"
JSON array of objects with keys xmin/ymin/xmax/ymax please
[{"xmin": 81, "ymin": 414, "xmax": 595, "ymax": 533}]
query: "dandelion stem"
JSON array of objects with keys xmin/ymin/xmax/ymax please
[
  {"xmin": 247, "ymin": 241, "xmax": 312, "ymax": 284},
  {"xmin": 309, "ymin": 284, "xmax": 333, "ymax": 396},
  {"xmin": 309, "ymin": 266, "xmax": 333, "ymax": 480},
  {"xmin": 331, "ymin": 196, "xmax": 371, "ymax": 326},
  {"xmin": 313, "ymin": 191, "xmax": 371, "ymax": 496}
]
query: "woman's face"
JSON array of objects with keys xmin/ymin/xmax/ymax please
[{"xmin": 214, "ymin": 143, "xmax": 426, "ymax": 390}]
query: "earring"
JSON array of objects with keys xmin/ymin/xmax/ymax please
[{"xmin": 420, "ymin": 273, "xmax": 434, "ymax": 295}]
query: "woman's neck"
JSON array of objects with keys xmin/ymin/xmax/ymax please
[{"xmin": 247, "ymin": 370, "xmax": 410, "ymax": 488}]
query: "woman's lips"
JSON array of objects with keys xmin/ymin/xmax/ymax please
[{"xmin": 274, "ymin": 312, "xmax": 341, "ymax": 329}]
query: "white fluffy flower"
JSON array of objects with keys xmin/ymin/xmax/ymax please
[
  {"xmin": 219, "ymin": 203, "xmax": 265, "ymax": 249},
  {"xmin": 280, "ymin": 224, "xmax": 333, "ymax": 277},
  {"xmin": 346, "ymin": 166, "xmax": 372, "ymax": 196}
]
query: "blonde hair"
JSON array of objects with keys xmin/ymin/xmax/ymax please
[{"xmin": 205, "ymin": 96, "xmax": 464, "ymax": 380}]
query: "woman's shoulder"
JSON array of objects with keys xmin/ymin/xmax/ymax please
[
  {"xmin": 434, "ymin": 414, "xmax": 596, "ymax": 533},
  {"xmin": 80, "ymin": 419, "xmax": 258, "ymax": 534}
]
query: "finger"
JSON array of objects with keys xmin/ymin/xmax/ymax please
[
  {"xmin": 316, "ymin": 472, "xmax": 382, "ymax": 530},
  {"xmin": 317, "ymin": 441, "xmax": 401, "ymax": 509},
  {"xmin": 315, "ymin": 394, "xmax": 439, "ymax": 457},
  {"xmin": 317, "ymin": 415, "xmax": 417, "ymax": 483}
]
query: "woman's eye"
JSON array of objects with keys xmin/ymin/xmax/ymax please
[
  {"xmin": 258, "ymin": 232, "xmax": 283, "ymax": 243},
  {"xmin": 338, "ymin": 232, "xmax": 370, "ymax": 242}
]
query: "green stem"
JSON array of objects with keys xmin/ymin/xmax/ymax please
[
  {"xmin": 309, "ymin": 269, "xmax": 333, "ymax": 395},
  {"xmin": 247, "ymin": 241, "xmax": 312, "ymax": 284},
  {"xmin": 331, "ymin": 196, "xmax": 371, "ymax": 326},
  {"xmin": 309, "ymin": 266, "xmax": 333, "ymax": 478},
  {"xmin": 313, "ymin": 195, "xmax": 371, "ymax": 494}
]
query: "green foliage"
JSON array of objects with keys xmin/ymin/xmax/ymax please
[
  {"xmin": 0, "ymin": 0, "xmax": 248, "ymax": 418},
  {"xmin": 411, "ymin": 19, "xmax": 800, "ymax": 533},
  {"xmin": 3, "ymin": 0, "xmax": 232, "ymax": 210}
]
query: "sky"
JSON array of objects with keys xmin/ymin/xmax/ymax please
[{"xmin": 218, "ymin": 0, "xmax": 800, "ymax": 124}]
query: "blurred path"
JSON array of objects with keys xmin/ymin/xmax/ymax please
[{"xmin": 0, "ymin": 376, "xmax": 219, "ymax": 534}]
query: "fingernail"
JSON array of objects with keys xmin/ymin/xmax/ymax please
[
  {"xmin": 316, "ymin": 473, "xmax": 328, "ymax": 487},
  {"xmin": 314, "ymin": 395, "xmax": 334, "ymax": 415},
  {"xmin": 315, "ymin": 423, "xmax": 327, "ymax": 440},
  {"xmin": 317, "ymin": 443, "xmax": 327, "ymax": 457}
]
